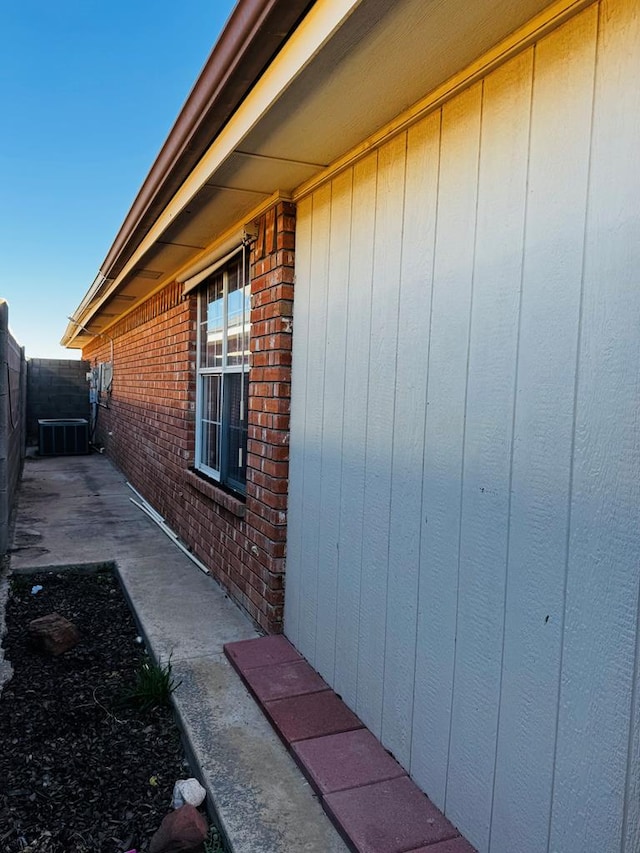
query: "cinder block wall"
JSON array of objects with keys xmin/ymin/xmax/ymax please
[
  {"xmin": 26, "ymin": 359, "xmax": 90, "ymax": 444},
  {"xmin": 83, "ymin": 201, "xmax": 295, "ymax": 631}
]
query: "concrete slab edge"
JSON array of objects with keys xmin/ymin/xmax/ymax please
[
  {"xmin": 169, "ymin": 688, "xmax": 233, "ymax": 850},
  {"xmin": 112, "ymin": 561, "xmax": 235, "ymax": 850},
  {"xmin": 10, "ymin": 560, "xmax": 115, "ymax": 575}
]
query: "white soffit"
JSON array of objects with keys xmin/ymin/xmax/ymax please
[
  {"xmin": 238, "ymin": 0, "xmax": 559, "ymax": 166},
  {"xmin": 159, "ymin": 183, "xmax": 268, "ymax": 249},
  {"xmin": 124, "ymin": 0, "xmax": 561, "ymax": 263}
]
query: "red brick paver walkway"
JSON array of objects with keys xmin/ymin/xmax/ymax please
[{"xmin": 225, "ymin": 635, "xmax": 477, "ymax": 853}]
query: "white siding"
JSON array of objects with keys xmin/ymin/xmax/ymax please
[
  {"xmin": 548, "ymin": 0, "xmax": 640, "ymax": 849},
  {"xmin": 382, "ymin": 110, "xmax": 441, "ymax": 771},
  {"xmin": 447, "ymin": 47, "xmax": 533, "ymax": 850},
  {"xmin": 414, "ymin": 81, "xmax": 483, "ymax": 809},
  {"xmin": 357, "ymin": 133, "xmax": 407, "ymax": 734},
  {"xmin": 285, "ymin": 1, "xmax": 640, "ymax": 851},
  {"xmin": 297, "ymin": 183, "xmax": 331, "ymax": 661},
  {"xmin": 492, "ymin": 9, "xmax": 598, "ymax": 852},
  {"xmin": 334, "ymin": 152, "xmax": 377, "ymax": 708},
  {"xmin": 314, "ymin": 168, "xmax": 352, "ymax": 680}
]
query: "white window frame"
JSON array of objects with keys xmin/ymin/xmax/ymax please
[{"xmin": 195, "ymin": 248, "xmax": 250, "ymax": 494}]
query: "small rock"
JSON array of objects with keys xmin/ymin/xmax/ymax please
[
  {"xmin": 28, "ymin": 613, "xmax": 80, "ymax": 656},
  {"xmin": 21, "ymin": 830, "xmax": 53, "ymax": 852},
  {"xmin": 172, "ymin": 778, "xmax": 206, "ymax": 809},
  {"xmin": 149, "ymin": 804, "xmax": 208, "ymax": 853}
]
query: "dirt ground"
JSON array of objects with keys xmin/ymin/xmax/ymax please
[{"xmin": 0, "ymin": 568, "xmax": 190, "ymax": 853}]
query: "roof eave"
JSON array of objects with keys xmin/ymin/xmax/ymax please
[
  {"xmin": 101, "ymin": 0, "xmax": 313, "ymax": 282},
  {"xmin": 62, "ymin": 0, "xmax": 312, "ymax": 347}
]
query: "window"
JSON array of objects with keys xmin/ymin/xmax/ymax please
[{"xmin": 196, "ymin": 251, "xmax": 250, "ymax": 494}]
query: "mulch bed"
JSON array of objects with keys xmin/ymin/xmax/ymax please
[{"xmin": 0, "ymin": 568, "xmax": 198, "ymax": 853}]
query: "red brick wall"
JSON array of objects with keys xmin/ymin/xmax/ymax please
[
  {"xmin": 244, "ymin": 201, "xmax": 296, "ymax": 629},
  {"xmin": 83, "ymin": 201, "xmax": 295, "ymax": 632}
]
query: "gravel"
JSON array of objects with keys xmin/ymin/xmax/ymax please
[{"xmin": 0, "ymin": 568, "xmax": 196, "ymax": 853}]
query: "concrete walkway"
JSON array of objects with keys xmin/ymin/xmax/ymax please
[{"xmin": 8, "ymin": 453, "xmax": 348, "ymax": 853}]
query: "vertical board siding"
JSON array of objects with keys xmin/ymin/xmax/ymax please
[
  {"xmin": 626, "ymin": 624, "xmax": 640, "ymax": 853},
  {"xmin": 333, "ymin": 152, "xmax": 378, "ymax": 708},
  {"xmin": 549, "ymin": 0, "xmax": 640, "ymax": 849},
  {"xmin": 381, "ymin": 111, "xmax": 441, "ymax": 768},
  {"xmin": 314, "ymin": 169, "xmax": 353, "ymax": 680},
  {"xmin": 492, "ymin": 7, "xmax": 599, "ymax": 851},
  {"xmin": 446, "ymin": 49, "xmax": 533, "ymax": 852},
  {"xmin": 297, "ymin": 183, "xmax": 331, "ymax": 661},
  {"xmin": 285, "ymin": 2, "xmax": 639, "ymax": 850},
  {"xmin": 357, "ymin": 133, "xmax": 407, "ymax": 735},
  {"xmin": 413, "ymin": 83, "xmax": 483, "ymax": 810},
  {"xmin": 283, "ymin": 194, "xmax": 313, "ymax": 647}
]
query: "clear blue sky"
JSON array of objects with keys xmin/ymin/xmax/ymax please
[{"xmin": 0, "ymin": 1, "xmax": 236, "ymax": 359}]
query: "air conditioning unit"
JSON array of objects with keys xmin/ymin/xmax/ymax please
[{"xmin": 38, "ymin": 419, "xmax": 89, "ymax": 456}]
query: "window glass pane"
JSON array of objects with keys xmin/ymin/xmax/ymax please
[
  {"xmin": 223, "ymin": 371, "xmax": 249, "ymax": 489},
  {"xmin": 202, "ymin": 421, "xmax": 219, "ymax": 474},
  {"xmin": 196, "ymin": 251, "xmax": 251, "ymax": 493},
  {"xmin": 201, "ymin": 273, "xmax": 223, "ymax": 368},
  {"xmin": 226, "ymin": 259, "xmax": 245, "ymax": 367},
  {"xmin": 200, "ymin": 374, "xmax": 221, "ymax": 472},
  {"xmin": 242, "ymin": 280, "xmax": 251, "ymax": 364}
]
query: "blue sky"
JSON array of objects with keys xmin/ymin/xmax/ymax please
[{"xmin": 0, "ymin": 1, "xmax": 235, "ymax": 359}]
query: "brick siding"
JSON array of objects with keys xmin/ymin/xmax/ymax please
[{"xmin": 83, "ymin": 201, "xmax": 295, "ymax": 632}]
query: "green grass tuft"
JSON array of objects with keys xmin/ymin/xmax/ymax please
[
  {"xmin": 123, "ymin": 655, "xmax": 182, "ymax": 711},
  {"xmin": 204, "ymin": 825, "xmax": 226, "ymax": 853}
]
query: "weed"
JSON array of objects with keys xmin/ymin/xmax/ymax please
[
  {"xmin": 9, "ymin": 575, "xmax": 31, "ymax": 594},
  {"xmin": 204, "ymin": 825, "xmax": 226, "ymax": 853},
  {"xmin": 123, "ymin": 655, "xmax": 181, "ymax": 711}
]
